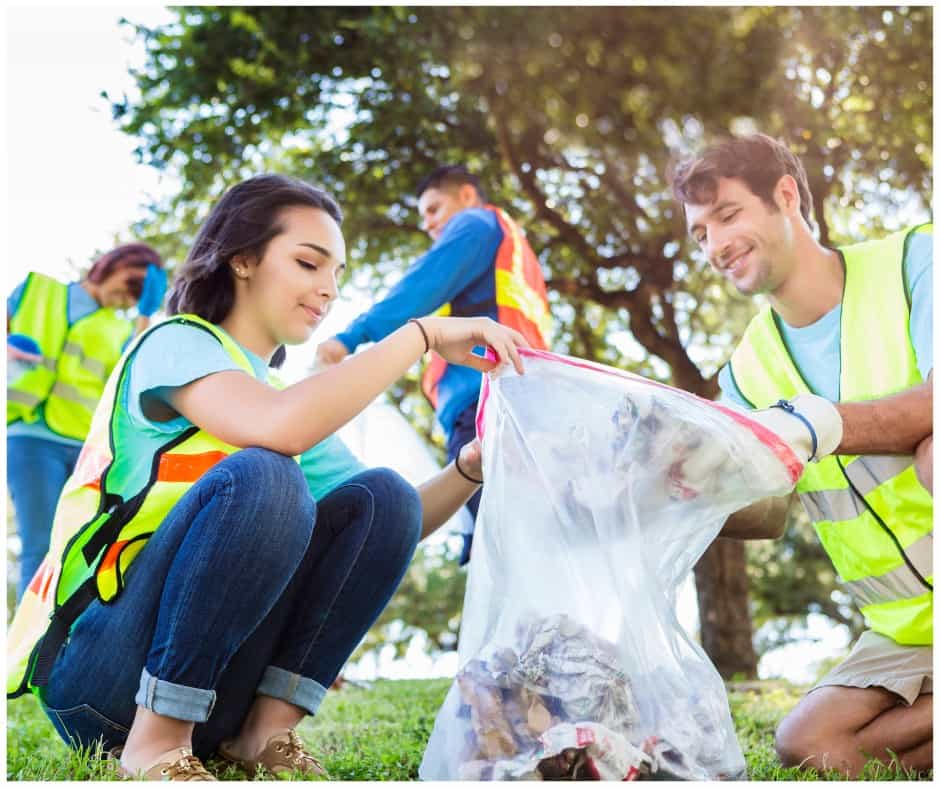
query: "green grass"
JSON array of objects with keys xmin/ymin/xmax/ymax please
[{"xmin": 7, "ymin": 678, "xmax": 930, "ymax": 780}]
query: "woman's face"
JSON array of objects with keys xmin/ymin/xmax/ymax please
[{"xmin": 239, "ymin": 205, "xmax": 347, "ymax": 347}]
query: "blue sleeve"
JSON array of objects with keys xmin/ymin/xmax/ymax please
[
  {"xmin": 299, "ymin": 433, "xmax": 367, "ymax": 501},
  {"xmin": 124, "ymin": 323, "xmax": 247, "ymax": 435},
  {"xmin": 7, "ymin": 278, "xmax": 28, "ymax": 319},
  {"xmin": 904, "ymin": 231, "xmax": 932, "ymax": 378},
  {"xmin": 335, "ymin": 210, "xmax": 503, "ymax": 351},
  {"xmin": 717, "ymin": 363, "xmax": 753, "ymax": 409}
]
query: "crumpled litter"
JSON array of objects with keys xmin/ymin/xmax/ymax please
[{"xmin": 454, "ymin": 613, "xmax": 707, "ymax": 781}]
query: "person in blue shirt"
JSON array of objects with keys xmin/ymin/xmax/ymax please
[
  {"xmin": 316, "ymin": 165, "xmax": 552, "ymax": 564},
  {"xmin": 670, "ymin": 133, "xmax": 932, "ymax": 777},
  {"xmin": 7, "ymin": 244, "xmax": 167, "ymax": 601}
]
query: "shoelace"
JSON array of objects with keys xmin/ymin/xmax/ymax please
[
  {"xmin": 162, "ymin": 754, "xmax": 214, "ymax": 781},
  {"xmin": 277, "ymin": 730, "xmax": 325, "ymax": 772}
]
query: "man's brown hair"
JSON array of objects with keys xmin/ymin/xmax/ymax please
[{"xmin": 669, "ymin": 133, "xmax": 814, "ymax": 227}]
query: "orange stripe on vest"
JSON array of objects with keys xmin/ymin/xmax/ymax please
[
  {"xmin": 99, "ymin": 539, "xmax": 130, "ymax": 574},
  {"xmin": 157, "ymin": 451, "xmax": 229, "ymax": 483}
]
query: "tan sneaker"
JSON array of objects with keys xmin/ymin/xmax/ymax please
[
  {"xmin": 218, "ymin": 729, "xmax": 329, "ymax": 779},
  {"xmin": 113, "ymin": 746, "xmax": 217, "ymax": 781}
]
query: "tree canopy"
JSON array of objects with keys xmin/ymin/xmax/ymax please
[{"xmin": 112, "ymin": 5, "xmax": 932, "ymax": 676}]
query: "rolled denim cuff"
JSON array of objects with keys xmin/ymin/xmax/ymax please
[
  {"xmin": 135, "ymin": 667, "xmax": 216, "ymax": 722},
  {"xmin": 257, "ymin": 665, "xmax": 327, "ymax": 716}
]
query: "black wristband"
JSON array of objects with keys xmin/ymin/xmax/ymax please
[
  {"xmin": 771, "ymin": 399, "xmax": 819, "ymax": 462},
  {"xmin": 408, "ymin": 318, "xmax": 430, "ymax": 353},
  {"xmin": 455, "ymin": 452, "xmax": 483, "ymax": 485}
]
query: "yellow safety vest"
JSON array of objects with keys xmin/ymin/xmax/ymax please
[
  {"xmin": 729, "ymin": 224, "xmax": 933, "ymax": 646},
  {"xmin": 8, "ymin": 273, "xmax": 133, "ymax": 440},
  {"xmin": 7, "ymin": 314, "xmax": 268, "ymax": 698}
]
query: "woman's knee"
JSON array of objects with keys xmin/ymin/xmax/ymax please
[
  {"xmin": 212, "ymin": 448, "xmax": 315, "ymax": 546},
  {"xmin": 355, "ymin": 467, "xmax": 422, "ymax": 551}
]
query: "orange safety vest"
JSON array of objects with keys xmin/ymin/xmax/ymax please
[{"xmin": 421, "ymin": 205, "xmax": 553, "ymax": 408}]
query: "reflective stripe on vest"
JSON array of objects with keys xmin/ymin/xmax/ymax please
[
  {"xmin": 8, "ymin": 389, "xmax": 43, "ymax": 409},
  {"xmin": 728, "ymin": 223, "xmax": 933, "ymax": 646},
  {"xmin": 801, "ymin": 456, "xmax": 914, "ymax": 523},
  {"xmin": 44, "ymin": 307, "xmax": 133, "ymax": 440},
  {"xmin": 844, "ymin": 533, "xmax": 932, "ymax": 608},
  {"xmin": 6, "ymin": 315, "xmax": 271, "ymax": 698},
  {"xmin": 62, "ymin": 341, "xmax": 108, "ymax": 378},
  {"xmin": 421, "ymin": 205, "xmax": 553, "ymax": 408},
  {"xmin": 49, "ymin": 381, "xmax": 101, "ymax": 413}
]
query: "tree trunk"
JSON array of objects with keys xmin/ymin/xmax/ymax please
[{"xmin": 693, "ymin": 540, "xmax": 759, "ymax": 679}]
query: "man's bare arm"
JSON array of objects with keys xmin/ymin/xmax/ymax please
[
  {"xmin": 719, "ymin": 491, "xmax": 796, "ymax": 539},
  {"xmin": 835, "ymin": 376, "xmax": 932, "ymax": 455},
  {"xmin": 721, "ymin": 374, "xmax": 933, "ymax": 540}
]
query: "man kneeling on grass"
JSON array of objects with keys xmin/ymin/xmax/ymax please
[{"xmin": 670, "ymin": 133, "xmax": 932, "ymax": 777}]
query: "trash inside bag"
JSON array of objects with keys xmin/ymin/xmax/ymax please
[{"xmin": 419, "ymin": 349, "xmax": 801, "ymax": 781}]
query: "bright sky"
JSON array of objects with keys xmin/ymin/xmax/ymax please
[
  {"xmin": 2, "ymin": 5, "xmax": 851, "ymax": 685},
  {"xmin": 5, "ymin": 6, "xmax": 178, "ymax": 287}
]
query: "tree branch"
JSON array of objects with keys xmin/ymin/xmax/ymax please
[{"xmin": 490, "ymin": 104, "xmax": 602, "ymax": 265}]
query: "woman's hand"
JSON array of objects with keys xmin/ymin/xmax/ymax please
[
  {"xmin": 458, "ymin": 438, "xmax": 483, "ymax": 482},
  {"xmin": 422, "ymin": 316, "xmax": 529, "ymax": 375},
  {"xmin": 7, "ymin": 334, "xmax": 43, "ymax": 365}
]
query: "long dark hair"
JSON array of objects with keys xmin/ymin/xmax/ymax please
[{"xmin": 167, "ymin": 174, "xmax": 343, "ymax": 367}]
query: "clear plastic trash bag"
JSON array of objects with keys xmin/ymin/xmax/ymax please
[{"xmin": 419, "ymin": 349, "xmax": 802, "ymax": 781}]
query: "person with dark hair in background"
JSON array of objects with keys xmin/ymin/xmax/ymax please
[
  {"xmin": 7, "ymin": 243, "xmax": 167, "ymax": 601},
  {"xmin": 670, "ymin": 133, "xmax": 932, "ymax": 776},
  {"xmin": 7, "ymin": 174, "xmax": 530, "ymax": 780},
  {"xmin": 316, "ymin": 165, "xmax": 554, "ymax": 564}
]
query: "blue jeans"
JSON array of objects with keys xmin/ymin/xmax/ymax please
[
  {"xmin": 40, "ymin": 448, "xmax": 421, "ymax": 759},
  {"xmin": 7, "ymin": 435, "xmax": 82, "ymax": 600},
  {"xmin": 446, "ymin": 402, "xmax": 482, "ymax": 565}
]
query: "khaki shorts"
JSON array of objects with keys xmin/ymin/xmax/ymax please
[{"xmin": 811, "ymin": 629, "xmax": 933, "ymax": 706}]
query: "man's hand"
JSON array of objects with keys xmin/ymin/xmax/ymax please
[
  {"xmin": 316, "ymin": 338, "xmax": 350, "ymax": 368},
  {"xmin": 748, "ymin": 394, "xmax": 843, "ymax": 465},
  {"xmin": 422, "ymin": 316, "xmax": 529, "ymax": 375},
  {"xmin": 458, "ymin": 438, "xmax": 483, "ymax": 482}
]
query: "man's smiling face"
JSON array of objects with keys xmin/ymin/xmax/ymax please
[{"xmin": 684, "ymin": 176, "xmax": 796, "ymax": 296}]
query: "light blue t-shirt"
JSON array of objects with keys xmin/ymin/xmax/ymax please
[
  {"xmin": 7, "ymin": 278, "xmax": 106, "ymax": 446},
  {"xmin": 719, "ymin": 233, "xmax": 933, "ymax": 407},
  {"xmin": 123, "ymin": 321, "xmax": 364, "ymax": 501}
]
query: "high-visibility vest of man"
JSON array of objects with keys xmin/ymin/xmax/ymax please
[
  {"xmin": 670, "ymin": 133, "xmax": 932, "ymax": 778},
  {"xmin": 316, "ymin": 165, "xmax": 553, "ymax": 564},
  {"xmin": 7, "ymin": 244, "xmax": 167, "ymax": 601}
]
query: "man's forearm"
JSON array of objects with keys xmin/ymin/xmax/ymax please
[
  {"xmin": 835, "ymin": 378, "xmax": 932, "ymax": 455},
  {"xmin": 719, "ymin": 491, "xmax": 795, "ymax": 540}
]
